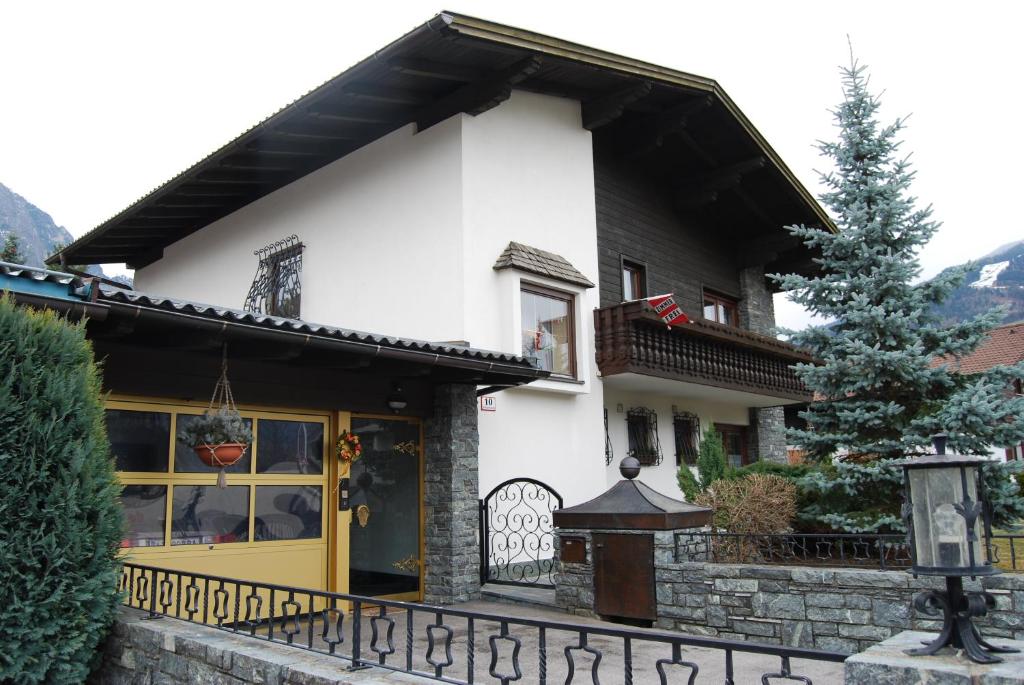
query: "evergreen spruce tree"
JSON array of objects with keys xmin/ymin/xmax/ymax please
[
  {"xmin": 773, "ymin": 59, "xmax": 1024, "ymax": 532},
  {"xmin": 0, "ymin": 295, "xmax": 123, "ymax": 683},
  {"xmin": 696, "ymin": 427, "xmax": 727, "ymax": 491},
  {"xmin": 2, "ymin": 232, "xmax": 25, "ymax": 263}
]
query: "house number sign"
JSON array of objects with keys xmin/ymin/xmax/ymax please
[{"xmin": 480, "ymin": 396, "xmax": 497, "ymax": 412}]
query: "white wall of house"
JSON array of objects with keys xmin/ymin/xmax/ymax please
[
  {"xmin": 602, "ymin": 385, "xmax": 751, "ymax": 501},
  {"xmin": 135, "ymin": 116, "xmax": 467, "ymax": 344},
  {"xmin": 134, "ymin": 90, "xmax": 608, "ymax": 506},
  {"xmin": 462, "ymin": 91, "xmax": 606, "ymax": 507}
]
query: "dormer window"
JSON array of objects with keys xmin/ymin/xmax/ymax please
[{"xmin": 244, "ymin": 236, "xmax": 303, "ymax": 318}]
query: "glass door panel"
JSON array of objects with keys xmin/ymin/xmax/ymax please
[{"xmin": 348, "ymin": 417, "xmax": 421, "ymax": 598}]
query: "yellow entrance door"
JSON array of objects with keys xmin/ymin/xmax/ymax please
[{"xmin": 109, "ymin": 397, "xmax": 333, "ymax": 593}]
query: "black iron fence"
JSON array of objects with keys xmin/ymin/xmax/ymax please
[
  {"xmin": 479, "ymin": 478, "xmax": 563, "ymax": 587},
  {"xmin": 677, "ymin": 531, "xmax": 1024, "ymax": 572},
  {"xmin": 120, "ymin": 562, "xmax": 847, "ymax": 684}
]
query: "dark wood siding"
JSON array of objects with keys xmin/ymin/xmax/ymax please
[{"xmin": 594, "ymin": 152, "xmax": 741, "ymax": 314}]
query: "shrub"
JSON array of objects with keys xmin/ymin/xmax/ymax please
[
  {"xmin": 676, "ymin": 463, "xmax": 700, "ymax": 502},
  {"xmin": 723, "ymin": 460, "xmax": 813, "ymax": 481},
  {"xmin": 696, "ymin": 473, "xmax": 797, "ymax": 562},
  {"xmin": 697, "ymin": 473, "xmax": 797, "ymax": 535},
  {"xmin": 0, "ymin": 295, "xmax": 123, "ymax": 683},
  {"xmin": 696, "ymin": 427, "xmax": 727, "ymax": 490}
]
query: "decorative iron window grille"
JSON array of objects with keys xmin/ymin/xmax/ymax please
[
  {"xmin": 673, "ymin": 410, "xmax": 700, "ymax": 466},
  {"xmin": 626, "ymin": 407, "xmax": 661, "ymax": 466},
  {"xmin": 244, "ymin": 235, "xmax": 303, "ymax": 318},
  {"xmin": 604, "ymin": 407, "xmax": 614, "ymax": 466}
]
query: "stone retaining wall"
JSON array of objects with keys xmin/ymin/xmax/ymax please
[
  {"xmin": 655, "ymin": 562, "xmax": 1024, "ymax": 654},
  {"xmin": 91, "ymin": 607, "xmax": 404, "ymax": 685},
  {"xmin": 554, "ymin": 527, "xmax": 1024, "ymax": 655}
]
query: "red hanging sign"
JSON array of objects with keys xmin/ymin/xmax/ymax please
[{"xmin": 646, "ymin": 294, "xmax": 691, "ymax": 328}]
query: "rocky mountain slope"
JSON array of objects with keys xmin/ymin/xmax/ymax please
[
  {"xmin": 933, "ymin": 240, "xmax": 1024, "ymax": 325},
  {"xmin": 0, "ymin": 182, "xmax": 75, "ymax": 267}
]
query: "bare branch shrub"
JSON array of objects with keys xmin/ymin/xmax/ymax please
[{"xmin": 696, "ymin": 473, "xmax": 797, "ymax": 563}]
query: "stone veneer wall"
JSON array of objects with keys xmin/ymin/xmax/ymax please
[
  {"xmin": 423, "ymin": 383, "xmax": 481, "ymax": 605},
  {"xmin": 554, "ymin": 525, "xmax": 1024, "ymax": 655},
  {"xmin": 655, "ymin": 562, "xmax": 1024, "ymax": 655},
  {"xmin": 738, "ymin": 265, "xmax": 788, "ymax": 464},
  {"xmin": 92, "ymin": 607, "xmax": 357, "ymax": 685}
]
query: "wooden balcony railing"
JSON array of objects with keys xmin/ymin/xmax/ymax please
[{"xmin": 594, "ymin": 301, "xmax": 813, "ymax": 401}]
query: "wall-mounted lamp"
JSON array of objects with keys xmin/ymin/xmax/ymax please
[{"xmin": 386, "ymin": 384, "xmax": 408, "ymax": 414}]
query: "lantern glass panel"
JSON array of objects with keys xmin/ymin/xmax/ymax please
[{"xmin": 909, "ymin": 465, "xmax": 983, "ymax": 571}]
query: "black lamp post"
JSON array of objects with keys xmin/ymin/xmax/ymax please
[{"xmin": 900, "ymin": 435, "xmax": 1019, "ymax": 663}]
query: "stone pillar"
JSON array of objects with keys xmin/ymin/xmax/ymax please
[
  {"xmin": 739, "ymin": 265, "xmax": 789, "ymax": 464},
  {"xmin": 749, "ymin": 406, "xmax": 788, "ymax": 464},
  {"xmin": 423, "ymin": 383, "xmax": 480, "ymax": 605},
  {"xmin": 738, "ymin": 265, "xmax": 776, "ymax": 336}
]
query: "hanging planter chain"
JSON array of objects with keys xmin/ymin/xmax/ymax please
[{"xmin": 186, "ymin": 346, "xmax": 250, "ymax": 488}]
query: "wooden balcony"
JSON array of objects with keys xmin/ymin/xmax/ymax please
[{"xmin": 594, "ymin": 301, "xmax": 813, "ymax": 401}]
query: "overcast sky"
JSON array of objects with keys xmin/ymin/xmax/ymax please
[{"xmin": 1, "ymin": 1, "xmax": 1021, "ymax": 328}]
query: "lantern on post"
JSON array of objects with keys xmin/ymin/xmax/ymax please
[{"xmin": 900, "ymin": 435, "xmax": 1019, "ymax": 663}]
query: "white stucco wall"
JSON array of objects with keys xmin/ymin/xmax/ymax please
[
  {"xmin": 134, "ymin": 90, "xmax": 607, "ymax": 506},
  {"xmin": 602, "ymin": 385, "xmax": 751, "ymax": 501},
  {"xmin": 462, "ymin": 91, "xmax": 605, "ymax": 507},
  {"xmin": 135, "ymin": 117, "xmax": 466, "ymax": 343}
]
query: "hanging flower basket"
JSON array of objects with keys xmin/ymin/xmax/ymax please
[
  {"xmin": 177, "ymin": 350, "xmax": 252, "ymax": 487},
  {"xmin": 193, "ymin": 441, "xmax": 247, "ymax": 468}
]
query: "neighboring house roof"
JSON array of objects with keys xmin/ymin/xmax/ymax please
[
  {"xmin": 493, "ymin": 242, "xmax": 594, "ymax": 288},
  {"xmin": 1, "ymin": 261, "xmax": 546, "ymax": 383},
  {"xmin": 49, "ymin": 11, "xmax": 834, "ymax": 270},
  {"xmin": 0, "ymin": 260, "xmax": 89, "ymax": 303},
  {"xmin": 936, "ymin": 321, "xmax": 1024, "ymax": 375}
]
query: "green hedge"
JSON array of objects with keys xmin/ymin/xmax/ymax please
[{"xmin": 0, "ymin": 295, "xmax": 123, "ymax": 683}]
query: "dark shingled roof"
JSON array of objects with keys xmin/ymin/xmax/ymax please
[
  {"xmin": 493, "ymin": 242, "xmax": 594, "ymax": 288},
  {"xmin": 49, "ymin": 11, "xmax": 833, "ymax": 271},
  {"xmin": 96, "ymin": 285, "xmax": 541, "ymax": 369}
]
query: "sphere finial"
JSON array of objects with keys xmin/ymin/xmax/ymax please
[{"xmin": 619, "ymin": 456, "xmax": 640, "ymax": 480}]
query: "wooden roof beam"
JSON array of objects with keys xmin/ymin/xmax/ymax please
[
  {"xmin": 342, "ymin": 83, "xmax": 434, "ymax": 106},
  {"xmin": 115, "ymin": 218, "xmax": 193, "ymax": 229},
  {"xmin": 387, "ymin": 57, "xmax": 483, "ymax": 82},
  {"xmin": 244, "ymin": 139, "xmax": 347, "ymax": 157},
  {"xmin": 175, "ymin": 183, "xmax": 263, "ymax": 197},
  {"xmin": 219, "ymin": 153, "xmax": 294, "ymax": 171},
  {"xmin": 582, "ymin": 81, "xmax": 652, "ymax": 130},
  {"xmin": 126, "ymin": 246, "xmax": 165, "ymax": 270},
  {"xmin": 415, "ymin": 54, "xmax": 543, "ymax": 132},
  {"xmin": 194, "ymin": 169, "xmax": 291, "ymax": 185},
  {"xmin": 133, "ymin": 207, "xmax": 210, "ymax": 219},
  {"xmin": 153, "ymin": 198, "xmax": 226, "ymax": 208},
  {"xmin": 272, "ymin": 119, "xmax": 382, "ymax": 140},
  {"xmin": 305, "ymin": 101, "xmax": 412, "ymax": 124},
  {"xmin": 619, "ymin": 95, "xmax": 713, "ymax": 157},
  {"xmin": 675, "ymin": 156, "xmax": 768, "ymax": 194}
]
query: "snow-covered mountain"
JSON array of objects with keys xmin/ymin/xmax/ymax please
[{"xmin": 934, "ymin": 240, "xmax": 1024, "ymax": 324}]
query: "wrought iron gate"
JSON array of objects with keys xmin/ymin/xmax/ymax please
[{"xmin": 479, "ymin": 477, "xmax": 563, "ymax": 587}]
